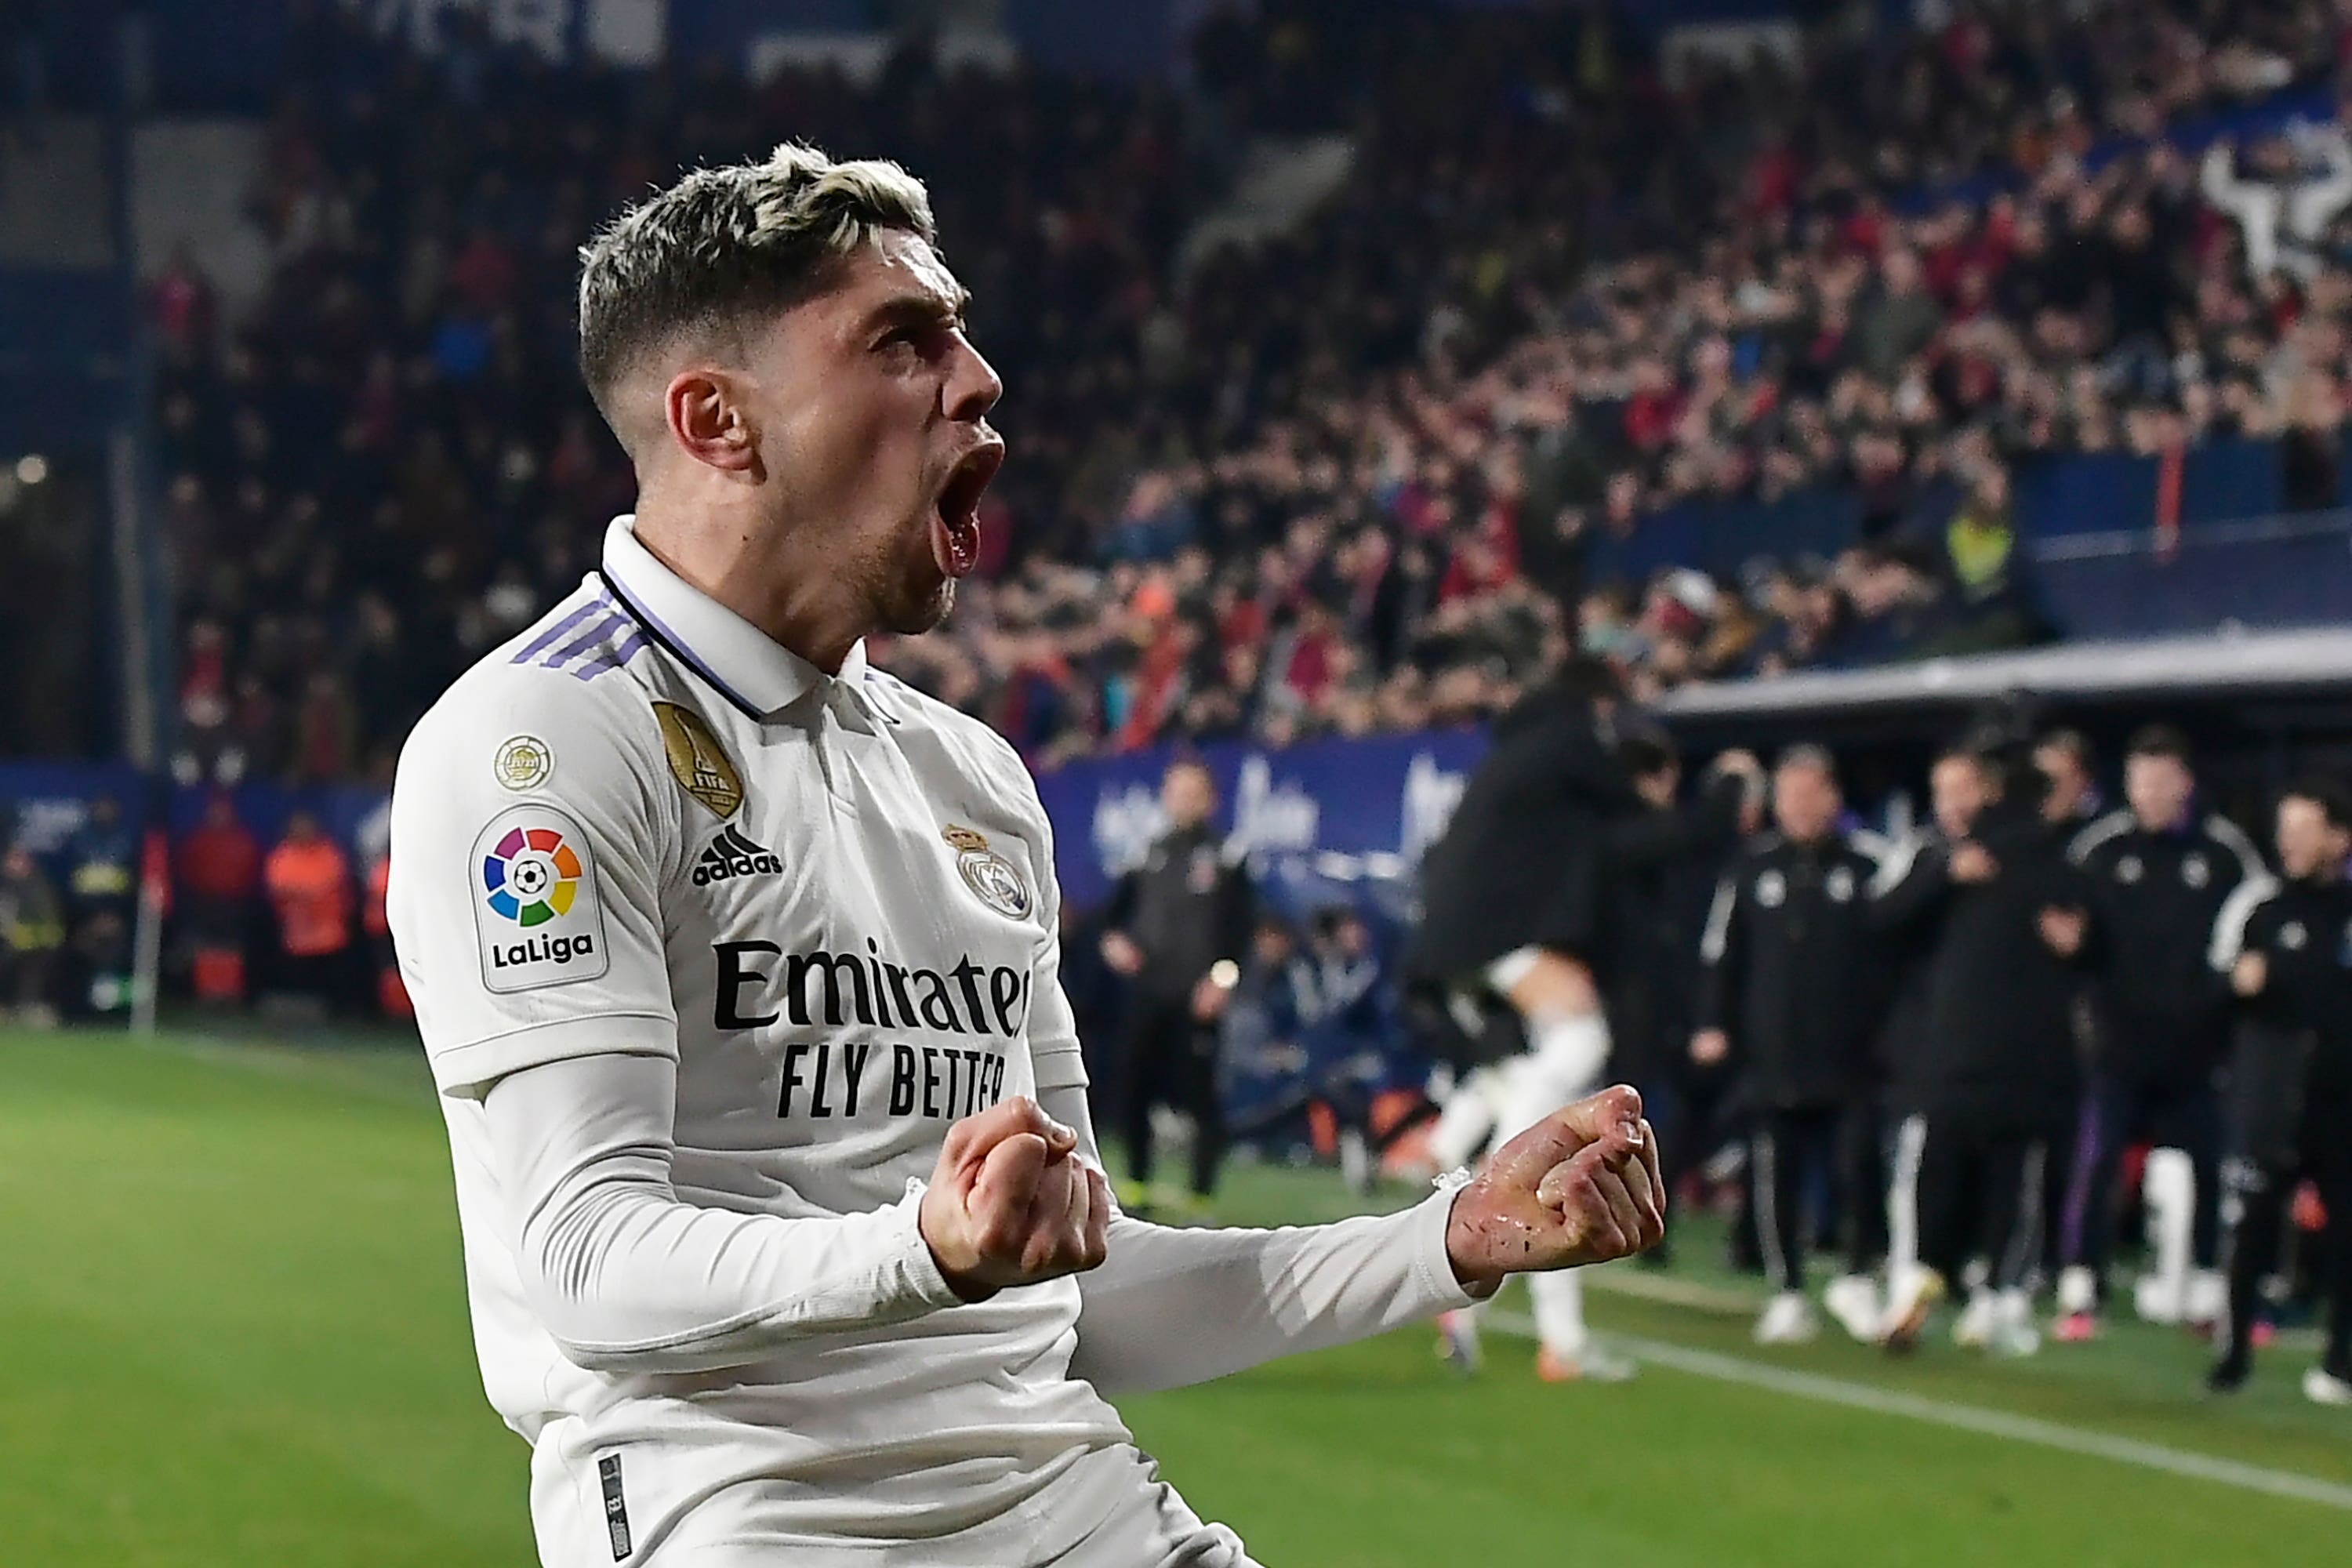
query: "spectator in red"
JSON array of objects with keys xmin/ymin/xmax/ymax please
[
  {"xmin": 148, "ymin": 243, "xmax": 215, "ymax": 353},
  {"xmin": 176, "ymin": 791, "xmax": 260, "ymax": 1004},
  {"xmin": 362, "ymin": 853, "xmax": 408, "ymax": 1018},
  {"xmin": 263, "ymin": 810, "xmax": 352, "ymax": 1014}
]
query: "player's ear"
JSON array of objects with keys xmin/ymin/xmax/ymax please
[{"xmin": 664, "ymin": 366, "xmax": 763, "ymax": 477}]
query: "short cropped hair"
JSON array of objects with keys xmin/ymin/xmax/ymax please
[
  {"xmin": 1776, "ymin": 742, "xmax": 1837, "ymax": 783},
  {"xmin": 576, "ymin": 142, "xmax": 935, "ymax": 426},
  {"xmin": 2034, "ymin": 728, "xmax": 2091, "ymax": 770},
  {"xmin": 1617, "ymin": 733, "xmax": 1680, "ymax": 782},
  {"xmin": 2126, "ymin": 724, "xmax": 2192, "ymax": 765},
  {"xmin": 2282, "ymin": 775, "xmax": 2352, "ymax": 832},
  {"xmin": 1935, "ymin": 738, "xmax": 2000, "ymax": 784}
]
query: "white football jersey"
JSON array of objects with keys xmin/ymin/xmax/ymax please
[{"xmin": 389, "ymin": 517, "xmax": 1154, "ymax": 1563}]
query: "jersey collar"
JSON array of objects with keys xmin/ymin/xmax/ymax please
[{"xmin": 599, "ymin": 515, "xmax": 886, "ymax": 729}]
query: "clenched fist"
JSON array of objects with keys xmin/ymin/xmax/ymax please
[
  {"xmin": 920, "ymin": 1097, "xmax": 1111, "ymax": 1301},
  {"xmin": 1443, "ymin": 1084, "xmax": 1666, "ymax": 1294}
]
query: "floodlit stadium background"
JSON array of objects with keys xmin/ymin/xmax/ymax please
[{"xmin": 5, "ymin": 3, "xmax": 2352, "ymax": 1564}]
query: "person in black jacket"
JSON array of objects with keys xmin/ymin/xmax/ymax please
[
  {"xmin": 1694, "ymin": 746, "xmax": 1890, "ymax": 1345},
  {"xmin": 1099, "ymin": 757, "xmax": 1254, "ymax": 1208},
  {"xmin": 1410, "ymin": 659, "xmax": 1753, "ymax": 1381},
  {"xmin": 1873, "ymin": 741, "xmax": 2092, "ymax": 1357},
  {"xmin": 2206, "ymin": 779, "xmax": 2352, "ymax": 1405},
  {"xmin": 1609, "ymin": 730, "xmax": 1751, "ymax": 1268},
  {"xmin": 2055, "ymin": 726, "xmax": 2266, "ymax": 1337}
]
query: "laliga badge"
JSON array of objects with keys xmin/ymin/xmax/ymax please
[
  {"xmin": 655, "ymin": 702, "xmax": 744, "ymax": 818},
  {"xmin": 944, "ymin": 824, "xmax": 1033, "ymax": 919},
  {"xmin": 472, "ymin": 804, "xmax": 610, "ymax": 993}
]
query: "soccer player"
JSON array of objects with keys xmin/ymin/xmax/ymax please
[
  {"xmin": 2055, "ymin": 726, "xmax": 2265, "ymax": 1336},
  {"xmin": 2206, "ymin": 779, "xmax": 2352, "ymax": 1403},
  {"xmin": 1693, "ymin": 746, "xmax": 1891, "ymax": 1345},
  {"xmin": 1873, "ymin": 742, "xmax": 2089, "ymax": 1356},
  {"xmin": 387, "ymin": 144, "xmax": 1665, "ymax": 1566},
  {"xmin": 1408, "ymin": 687, "xmax": 1747, "ymax": 1381}
]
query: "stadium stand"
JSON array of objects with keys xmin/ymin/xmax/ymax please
[{"xmin": 126, "ymin": 0, "xmax": 2352, "ymax": 786}]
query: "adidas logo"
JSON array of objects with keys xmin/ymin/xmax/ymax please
[{"xmin": 692, "ymin": 825, "xmax": 782, "ymax": 887}]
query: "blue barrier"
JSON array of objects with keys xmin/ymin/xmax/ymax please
[{"xmin": 1031, "ymin": 728, "xmax": 1487, "ymax": 909}]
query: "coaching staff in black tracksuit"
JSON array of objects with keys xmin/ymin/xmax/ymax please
[
  {"xmin": 2207, "ymin": 779, "xmax": 2352, "ymax": 1403},
  {"xmin": 1100, "ymin": 757, "xmax": 1254, "ymax": 1202},
  {"xmin": 2057, "ymin": 726, "xmax": 2265, "ymax": 1330},
  {"xmin": 1874, "ymin": 741, "xmax": 2092, "ymax": 1353},
  {"xmin": 1694, "ymin": 746, "xmax": 1890, "ymax": 1342}
]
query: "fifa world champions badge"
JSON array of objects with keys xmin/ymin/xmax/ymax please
[{"xmin": 655, "ymin": 702, "xmax": 745, "ymax": 818}]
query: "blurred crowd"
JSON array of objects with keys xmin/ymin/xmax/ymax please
[
  {"xmin": 146, "ymin": 1, "xmax": 2352, "ymax": 783},
  {"xmin": 0, "ymin": 790, "xmax": 400, "ymax": 1029}
]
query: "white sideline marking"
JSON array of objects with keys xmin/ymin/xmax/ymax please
[
  {"xmin": 1484, "ymin": 1311, "xmax": 2352, "ymax": 1512},
  {"xmin": 1581, "ymin": 1266, "xmax": 1754, "ymax": 1315}
]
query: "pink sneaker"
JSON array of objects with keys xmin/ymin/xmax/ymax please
[{"xmin": 2052, "ymin": 1312, "xmax": 2099, "ymax": 1344}]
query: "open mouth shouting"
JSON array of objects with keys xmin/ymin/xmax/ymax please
[{"xmin": 930, "ymin": 440, "xmax": 1005, "ymax": 580}]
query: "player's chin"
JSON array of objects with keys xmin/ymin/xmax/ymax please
[{"xmin": 878, "ymin": 572, "xmax": 955, "ymax": 636}]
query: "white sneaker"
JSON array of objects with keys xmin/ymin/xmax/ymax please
[
  {"xmin": 1824, "ymin": 1274, "xmax": 1882, "ymax": 1343},
  {"xmin": 2305, "ymin": 1367, "xmax": 2352, "ymax": 1406},
  {"xmin": 1953, "ymin": 1291, "xmax": 1998, "ymax": 1351},
  {"xmin": 1537, "ymin": 1341, "xmax": 1638, "ymax": 1383},
  {"xmin": 2133, "ymin": 1272, "xmax": 2186, "ymax": 1326},
  {"xmin": 2056, "ymin": 1265, "xmax": 2097, "ymax": 1317},
  {"xmin": 1879, "ymin": 1267, "xmax": 1946, "ymax": 1352},
  {"xmin": 2183, "ymin": 1269, "xmax": 2227, "ymax": 1330},
  {"xmin": 1987, "ymin": 1290, "xmax": 2041, "ymax": 1359},
  {"xmin": 1755, "ymin": 1290, "xmax": 1820, "ymax": 1345}
]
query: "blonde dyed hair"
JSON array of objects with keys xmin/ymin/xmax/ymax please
[{"xmin": 576, "ymin": 142, "xmax": 935, "ymax": 423}]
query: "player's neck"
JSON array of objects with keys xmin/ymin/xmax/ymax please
[{"xmin": 633, "ymin": 498, "xmax": 864, "ymax": 675}]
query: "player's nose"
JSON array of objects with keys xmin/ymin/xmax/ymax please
[{"xmin": 944, "ymin": 336, "xmax": 1003, "ymax": 424}]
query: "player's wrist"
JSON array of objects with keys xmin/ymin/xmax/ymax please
[
  {"xmin": 915, "ymin": 1189, "xmax": 1003, "ymax": 1303},
  {"xmin": 1439, "ymin": 1180, "xmax": 1508, "ymax": 1298}
]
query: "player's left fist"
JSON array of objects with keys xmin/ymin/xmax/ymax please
[{"xmin": 1442, "ymin": 1084, "xmax": 1664, "ymax": 1294}]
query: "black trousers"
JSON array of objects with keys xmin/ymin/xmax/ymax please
[
  {"xmin": 2220, "ymin": 1136, "xmax": 2352, "ymax": 1378},
  {"xmin": 2063, "ymin": 1073, "xmax": 2222, "ymax": 1290},
  {"xmin": 1751, "ymin": 1100, "xmax": 1886, "ymax": 1291},
  {"xmin": 1911, "ymin": 1115, "xmax": 2054, "ymax": 1293},
  {"xmin": 1122, "ymin": 993, "xmax": 1226, "ymax": 1196}
]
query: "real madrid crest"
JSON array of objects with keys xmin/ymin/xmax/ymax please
[
  {"xmin": 2117, "ymin": 855, "xmax": 2144, "ymax": 884},
  {"xmin": 2281, "ymin": 920, "xmax": 2309, "ymax": 951},
  {"xmin": 1756, "ymin": 869, "xmax": 1788, "ymax": 908},
  {"xmin": 1826, "ymin": 866, "xmax": 1857, "ymax": 903},
  {"xmin": 944, "ymin": 824, "xmax": 1033, "ymax": 919},
  {"xmin": 2183, "ymin": 853, "xmax": 2210, "ymax": 888},
  {"xmin": 654, "ymin": 702, "xmax": 744, "ymax": 818}
]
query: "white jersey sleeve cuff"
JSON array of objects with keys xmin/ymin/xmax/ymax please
[{"xmin": 429, "ymin": 1011, "xmax": 678, "ymax": 1100}]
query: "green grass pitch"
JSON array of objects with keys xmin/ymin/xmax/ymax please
[{"xmin": 3, "ymin": 1027, "xmax": 2347, "ymax": 1567}]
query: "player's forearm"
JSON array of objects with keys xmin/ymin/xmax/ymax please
[
  {"xmin": 487, "ymin": 1053, "xmax": 962, "ymax": 1374},
  {"xmin": 1068, "ymin": 1197, "xmax": 1474, "ymax": 1396}
]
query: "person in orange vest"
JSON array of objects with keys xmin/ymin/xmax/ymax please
[{"xmin": 263, "ymin": 811, "xmax": 354, "ymax": 1015}]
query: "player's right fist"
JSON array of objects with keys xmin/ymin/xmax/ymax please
[{"xmin": 920, "ymin": 1096, "xmax": 1111, "ymax": 1301}]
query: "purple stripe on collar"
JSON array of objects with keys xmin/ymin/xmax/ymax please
[
  {"xmin": 598, "ymin": 570, "xmax": 765, "ymax": 720},
  {"xmin": 512, "ymin": 596, "xmax": 612, "ymax": 664}
]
